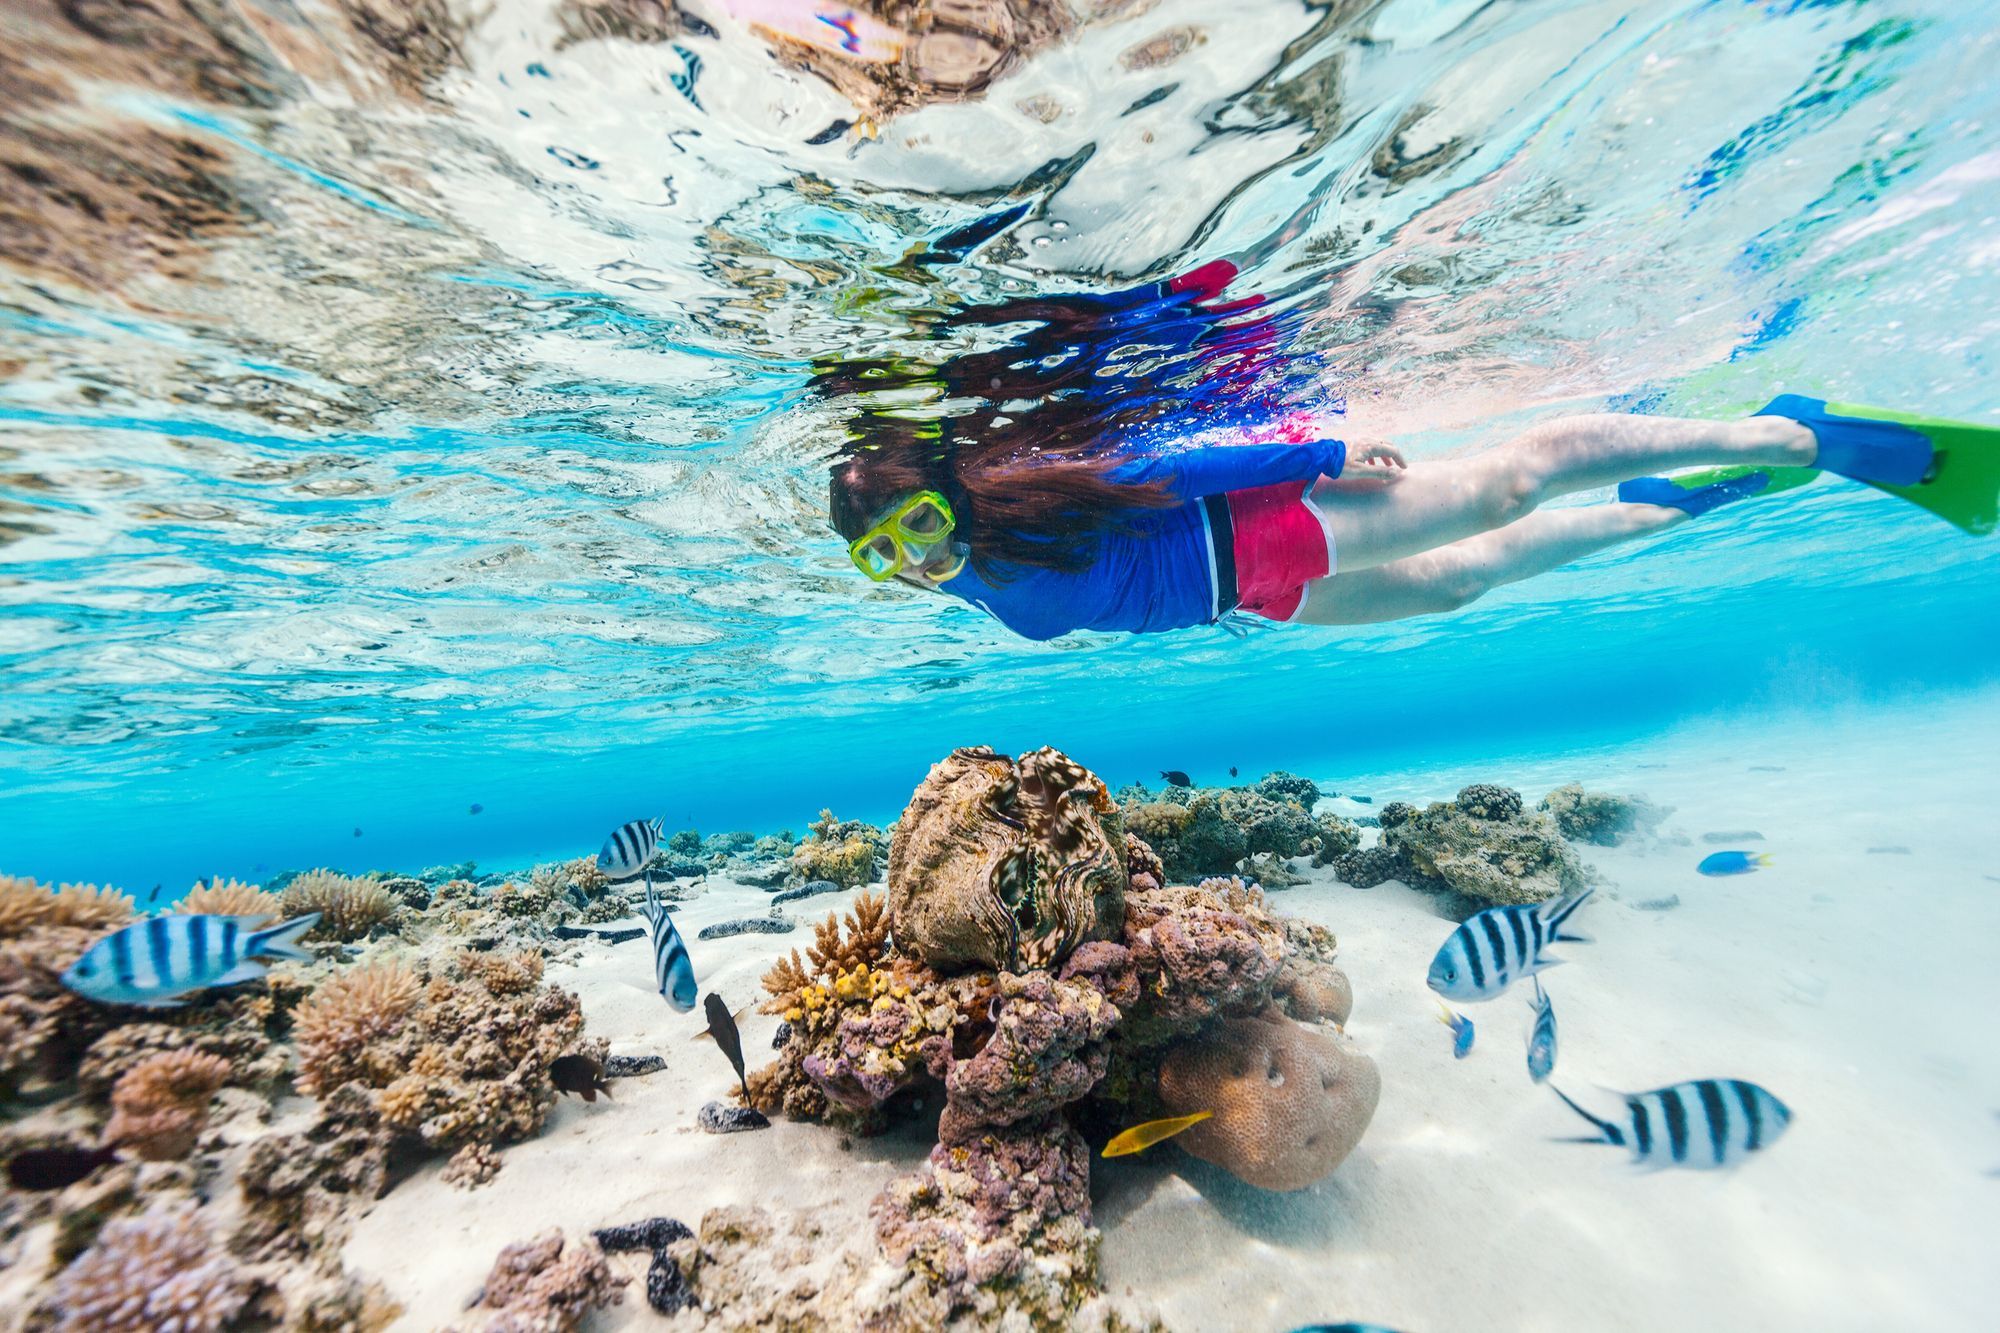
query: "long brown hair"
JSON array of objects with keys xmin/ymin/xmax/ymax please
[{"xmin": 822, "ymin": 267, "xmax": 1279, "ymax": 579}]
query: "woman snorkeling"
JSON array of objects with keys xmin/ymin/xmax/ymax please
[{"xmin": 825, "ymin": 264, "xmax": 1992, "ymax": 642}]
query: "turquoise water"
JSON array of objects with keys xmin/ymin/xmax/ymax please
[{"xmin": 3, "ymin": 0, "xmax": 1999, "ymax": 890}]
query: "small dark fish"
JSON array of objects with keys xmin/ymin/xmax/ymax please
[
  {"xmin": 352, "ymin": 827, "xmax": 363, "ymax": 837},
  {"xmin": 1228, "ymin": 766, "xmax": 1239, "ymax": 778},
  {"xmin": 550, "ymin": 1053, "xmax": 613, "ymax": 1104},
  {"xmin": 469, "ymin": 803, "xmax": 484, "ymax": 815},
  {"xmin": 145, "ymin": 884, "xmax": 163, "ymax": 906},
  {"xmin": 1288, "ymin": 1325, "xmax": 1408, "ymax": 1333},
  {"xmin": 1160, "ymin": 770, "xmax": 1192, "ymax": 787},
  {"xmin": 698, "ymin": 992, "xmax": 749, "ymax": 1099},
  {"xmin": 1699, "ymin": 851, "xmax": 1771, "ymax": 876},
  {"xmin": 7, "ymin": 1144, "xmax": 119, "ymax": 1191},
  {"xmin": 805, "ymin": 119, "xmax": 851, "ymax": 145}
]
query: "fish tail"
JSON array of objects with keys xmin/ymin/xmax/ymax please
[
  {"xmin": 1544, "ymin": 887, "xmax": 1594, "ymax": 944},
  {"xmin": 247, "ymin": 913, "xmax": 320, "ymax": 962},
  {"xmin": 1756, "ymin": 853, "xmax": 1776, "ymax": 867},
  {"xmin": 1551, "ymin": 1085, "xmax": 1623, "ymax": 1147}
]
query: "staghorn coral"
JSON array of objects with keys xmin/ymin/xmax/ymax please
[
  {"xmin": 1156, "ymin": 1006, "xmax": 1381, "ymax": 1191},
  {"xmin": 293, "ymin": 960, "xmax": 424, "ymax": 1097},
  {"xmin": 456, "ymin": 949, "xmax": 545, "ymax": 997},
  {"xmin": 176, "ymin": 877, "xmax": 283, "ymax": 918},
  {"xmin": 457, "ymin": 1231, "xmax": 625, "ymax": 1333},
  {"xmin": 44, "ymin": 1206, "xmax": 248, "ymax": 1333},
  {"xmin": 789, "ymin": 809, "xmax": 885, "ymax": 889},
  {"xmin": 104, "ymin": 1049, "xmax": 232, "ymax": 1161},
  {"xmin": 758, "ymin": 890, "xmax": 891, "ymax": 1021},
  {"xmin": 888, "ymin": 746, "xmax": 1127, "ymax": 972},
  {"xmin": 282, "ymin": 869, "xmax": 397, "ymax": 941}
]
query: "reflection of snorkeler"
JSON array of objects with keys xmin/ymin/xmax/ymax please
[{"xmin": 827, "ymin": 269, "xmax": 1991, "ymax": 642}]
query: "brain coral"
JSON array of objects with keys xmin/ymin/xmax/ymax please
[
  {"xmin": 46, "ymin": 1206, "xmax": 247, "ymax": 1333},
  {"xmin": 888, "ymin": 746, "xmax": 1127, "ymax": 972},
  {"xmin": 1156, "ymin": 1006, "xmax": 1380, "ymax": 1191}
]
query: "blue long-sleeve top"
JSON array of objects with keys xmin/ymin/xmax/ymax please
[{"xmin": 939, "ymin": 438, "xmax": 1347, "ymax": 640}]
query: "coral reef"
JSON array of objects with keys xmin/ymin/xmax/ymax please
[
  {"xmin": 42, "ymin": 1206, "xmax": 247, "ymax": 1333},
  {"xmin": 177, "ymin": 877, "xmax": 283, "ymax": 918},
  {"xmin": 1156, "ymin": 1006, "xmax": 1380, "ymax": 1191},
  {"xmin": 1538, "ymin": 783, "xmax": 1669, "ymax": 846},
  {"xmin": 888, "ymin": 746, "xmax": 1127, "ymax": 972},
  {"xmin": 236, "ymin": 1084, "xmax": 393, "ymax": 1261},
  {"xmin": 1121, "ymin": 785, "xmax": 1357, "ymax": 883},
  {"xmin": 789, "ymin": 810, "xmax": 886, "ymax": 889},
  {"xmin": 0, "ymin": 876, "xmax": 136, "ymax": 937},
  {"xmin": 458, "ymin": 1231, "xmax": 624, "ymax": 1333},
  {"xmin": 442, "ymin": 1142, "xmax": 504, "ymax": 1188},
  {"xmin": 281, "ymin": 869, "xmax": 397, "ymax": 941},
  {"xmin": 1370, "ymin": 785, "xmax": 1592, "ymax": 907},
  {"xmin": 1, "ymin": 877, "xmax": 141, "ymax": 1096},
  {"xmin": 291, "ymin": 951, "xmax": 596, "ymax": 1152},
  {"xmin": 1329, "ymin": 844, "xmax": 1404, "ymax": 889},
  {"xmin": 105, "ymin": 1049, "xmax": 232, "ymax": 1161}
]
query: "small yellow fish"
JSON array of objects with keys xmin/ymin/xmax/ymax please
[{"xmin": 1101, "ymin": 1111, "xmax": 1213, "ymax": 1158}]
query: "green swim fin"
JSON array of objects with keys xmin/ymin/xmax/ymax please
[
  {"xmin": 1823, "ymin": 400, "xmax": 2000, "ymax": 536},
  {"xmin": 1660, "ymin": 463, "xmax": 1825, "ymax": 497}
]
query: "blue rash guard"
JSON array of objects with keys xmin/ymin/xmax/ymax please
[{"xmin": 939, "ymin": 438, "xmax": 1347, "ymax": 640}]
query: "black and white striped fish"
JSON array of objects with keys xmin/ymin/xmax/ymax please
[
  {"xmin": 1426, "ymin": 888, "xmax": 1592, "ymax": 1002},
  {"xmin": 1526, "ymin": 977, "xmax": 1558, "ymax": 1083},
  {"xmin": 60, "ymin": 912, "xmax": 320, "ymax": 1008},
  {"xmin": 1552, "ymin": 1079, "xmax": 1792, "ymax": 1169},
  {"xmin": 597, "ymin": 817, "xmax": 663, "ymax": 882},
  {"xmin": 642, "ymin": 879, "xmax": 697, "ymax": 1012}
]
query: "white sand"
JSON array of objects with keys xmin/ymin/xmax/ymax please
[{"xmin": 348, "ymin": 695, "xmax": 2000, "ymax": 1331}]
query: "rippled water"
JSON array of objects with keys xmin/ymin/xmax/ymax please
[{"xmin": 3, "ymin": 0, "xmax": 1998, "ymax": 882}]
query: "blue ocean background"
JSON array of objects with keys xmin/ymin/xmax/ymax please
[{"xmin": 3, "ymin": 0, "xmax": 1998, "ymax": 891}]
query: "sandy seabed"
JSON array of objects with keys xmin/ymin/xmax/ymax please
[{"xmin": 344, "ymin": 695, "xmax": 2000, "ymax": 1332}]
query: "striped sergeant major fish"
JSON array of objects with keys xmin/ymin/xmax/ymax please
[
  {"xmin": 1552, "ymin": 1079, "xmax": 1792, "ymax": 1169},
  {"xmin": 597, "ymin": 817, "xmax": 663, "ymax": 882},
  {"xmin": 1526, "ymin": 978, "xmax": 1557, "ymax": 1083},
  {"xmin": 60, "ymin": 913, "xmax": 320, "ymax": 1009},
  {"xmin": 1427, "ymin": 888, "xmax": 1592, "ymax": 1002},
  {"xmin": 642, "ymin": 879, "xmax": 698, "ymax": 1012}
]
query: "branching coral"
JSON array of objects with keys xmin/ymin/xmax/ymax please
[
  {"xmin": 0, "ymin": 875, "xmax": 135, "ymax": 938},
  {"xmin": 105, "ymin": 1049, "xmax": 232, "ymax": 1160},
  {"xmin": 457, "ymin": 1231, "xmax": 624, "ymax": 1333},
  {"xmin": 45, "ymin": 1206, "xmax": 248, "ymax": 1333},
  {"xmin": 293, "ymin": 960, "xmax": 424, "ymax": 1096},
  {"xmin": 759, "ymin": 890, "xmax": 890, "ymax": 1021},
  {"xmin": 178, "ymin": 877, "xmax": 283, "ymax": 918},
  {"xmin": 282, "ymin": 869, "xmax": 397, "ymax": 940}
]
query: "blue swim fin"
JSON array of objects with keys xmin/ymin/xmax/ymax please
[
  {"xmin": 1617, "ymin": 466, "xmax": 1817, "ymax": 517},
  {"xmin": 1756, "ymin": 395, "xmax": 2000, "ymax": 535}
]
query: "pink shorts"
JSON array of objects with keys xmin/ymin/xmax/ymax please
[{"xmin": 1225, "ymin": 481, "xmax": 1338, "ymax": 622}]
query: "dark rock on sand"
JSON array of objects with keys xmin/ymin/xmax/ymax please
[
  {"xmin": 1866, "ymin": 845, "xmax": 1912, "ymax": 855},
  {"xmin": 592, "ymin": 1216, "xmax": 693, "ymax": 1253},
  {"xmin": 1703, "ymin": 830, "xmax": 1764, "ymax": 843},
  {"xmin": 604, "ymin": 1055, "xmax": 667, "ymax": 1079},
  {"xmin": 771, "ymin": 879, "xmax": 842, "ymax": 905},
  {"xmin": 647, "ymin": 1249, "xmax": 696, "ymax": 1315},
  {"xmin": 736, "ymin": 861, "xmax": 790, "ymax": 889},
  {"xmin": 1632, "ymin": 895, "xmax": 1681, "ymax": 912},
  {"xmin": 553, "ymin": 923, "xmax": 646, "ymax": 944},
  {"xmin": 697, "ymin": 916, "xmax": 795, "ymax": 940},
  {"xmin": 697, "ymin": 1101, "xmax": 771, "ymax": 1134},
  {"xmin": 1331, "ymin": 845, "xmax": 1404, "ymax": 889}
]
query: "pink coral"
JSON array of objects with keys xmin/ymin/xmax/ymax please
[
  {"xmin": 459, "ymin": 1230, "xmax": 624, "ymax": 1332},
  {"xmin": 938, "ymin": 969, "xmax": 1122, "ymax": 1145}
]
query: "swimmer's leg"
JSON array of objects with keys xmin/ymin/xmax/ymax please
[
  {"xmin": 1314, "ymin": 414, "xmax": 1814, "ymax": 573},
  {"xmin": 1293, "ymin": 503, "xmax": 1683, "ymax": 626}
]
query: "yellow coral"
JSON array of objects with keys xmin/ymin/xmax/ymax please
[
  {"xmin": 281, "ymin": 869, "xmax": 396, "ymax": 941},
  {"xmin": 293, "ymin": 961, "xmax": 423, "ymax": 1096},
  {"xmin": 106, "ymin": 1048, "xmax": 232, "ymax": 1161},
  {"xmin": 177, "ymin": 877, "xmax": 282, "ymax": 919}
]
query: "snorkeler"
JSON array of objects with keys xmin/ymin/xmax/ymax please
[{"xmin": 829, "ymin": 392, "xmax": 1992, "ymax": 641}]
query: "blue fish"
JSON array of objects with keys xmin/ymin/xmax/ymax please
[
  {"xmin": 1526, "ymin": 977, "xmax": 1557, "ymax": 1083},
  {"xmin": 1699, "ymin": 851, "xmax": 1772, "ymax": 876},
  {"xmin": 598, "ymin": 818, "xmax": 663, "ymax": 882},
  {"xmin": 1552, "ymin": 1079, "xmax": 1792, "ymax": 1170},
  {"xmin": 61, "ymin": 913, "xmax": 320, "ymax": 1009},
  {"xmin": 642, "ymin": 879, "xmax": 697, "ymax": 1012},
  {"xmin": 1287, "ymin": 1325, "xmax": 1407, "ymax": 1333},
  {"xmin": 1427, "ymin": 889, "xmax": 1592, "ymax": 1002},
  {"xmin": 1435, "ymin": 1001, "xmax": 1474, "ymax": 1058}
]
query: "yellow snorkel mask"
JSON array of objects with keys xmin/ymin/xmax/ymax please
[{"xmin": 849, "ymin": 490, "xmax": 966, "ymax": 584}]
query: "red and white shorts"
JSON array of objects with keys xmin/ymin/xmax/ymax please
[{"xmin": 1209, "ymin": 481, "xmax": 1338, "ymax": 622}]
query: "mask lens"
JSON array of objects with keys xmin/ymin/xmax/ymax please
[
  {"xmin": 854, "ymin": 534, "xmax": 902, "ymax": 580},
  {"xmin": 900, "ymin": 498, "xmax": 950, "ymax": 539}
]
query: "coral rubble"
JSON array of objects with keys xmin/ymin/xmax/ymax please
[{"xmin": 1120, "ymin": 780, "xmax": 1358, "ymax": 884}]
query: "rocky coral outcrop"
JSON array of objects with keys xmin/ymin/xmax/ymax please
[
  {"xmin": 1370, "ymin": 785, "xmax": 1592, "ymax": 907},
  {"xmin": 1120, "ymin": 782, "xmax": 1358, "ymax": 884},
  {"xmin": 41, "ymin": 1205, "xmax": 248, "ymax": 1333},
  {"xmin": 104, "ymin": 1049, "xmax": 232, "ymax": 1161},
  {"xmin": 456, "ymin": 1230, "xmax": 624, "ymax": 1333},
  {"xmin": 789, "ymin": 810, "xmax": 886, "ymax": 890},
  {"xmin": 1538, "ymin": 783, "xmax": 1669, "ymax": 846}
]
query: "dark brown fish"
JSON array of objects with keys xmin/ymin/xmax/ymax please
[
  {"xmin": 699, "ymin": 992, "xmax": 749, "ymax": 1100},
  {"xmin": 550, "ymin": 1053, "xmax": 613, "ymax": 1104},
  {"xmin": 1160, "ymin": 770, "xmax": 1192, "ymax": 787},
  {"xmin": 7, "ymin": 1144, "xmax": 119, "ymax": 1191}
]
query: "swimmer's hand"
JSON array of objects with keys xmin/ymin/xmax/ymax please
[{"xmin": 1343, "ymin": 442, "xmax": 1407, "ymax": 479}]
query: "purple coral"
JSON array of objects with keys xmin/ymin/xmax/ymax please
[
  {"xmin": 940, "ymin": 970, "xmax": 1121, "ymax": 1145},
  {"xmin": 47, "ymin": 1206, "xmax": 248, "ymax": 1333}
]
